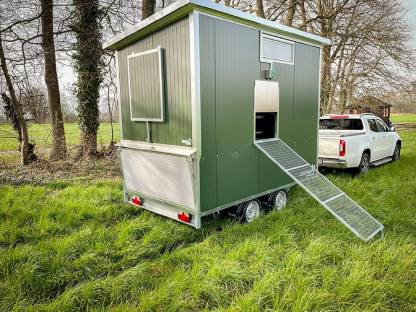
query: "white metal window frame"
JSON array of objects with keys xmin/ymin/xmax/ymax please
[
  {"xmin": 260, "ymin": 32, "xmax": 295, "ymax": 65},
  {"xmin": 127, "ymin": 46, "xmax": 165, "ymax": 122}
]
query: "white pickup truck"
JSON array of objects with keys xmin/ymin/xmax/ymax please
[{"xmin": 318, "ymin": 114, "xmax": 401, "ymax": 173}]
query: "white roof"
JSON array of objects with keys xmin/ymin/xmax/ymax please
[
  {"xmin": 103, "ymin": 0, "xmax": 330, "ymax": 50},
  {"xmin": 320, "ymin": 114, "xmax": 376, "ymax": 119}
]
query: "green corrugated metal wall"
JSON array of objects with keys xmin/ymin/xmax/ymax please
[
  {"xmin": 214, "ymin": 18, "xmax": 261, "ymax": 207},
  {"xmin": 199, "ymin": 14, "xmax": 320, "ymax": 212},
  {"xmin": 199, "ymin": 15, "xmax": 217, "ymax": 212},
  {"xmin": 292, "ymin": 43, "xmax": 320, "ymax": 164},
  {"xmin": 118, "ymin": 17, "xmax": 191, "ymax": 144}
]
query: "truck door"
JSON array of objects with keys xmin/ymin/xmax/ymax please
[
  {"xmin": 375, "ymin": 118, "xmax": 393, "ymax": 158},
  {"xmin": 367, "ymin": 118, "xmax": 384, "ymax": 161}
]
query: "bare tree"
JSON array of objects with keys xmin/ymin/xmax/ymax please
[
  {"xmin": 41, "ymin": 0, "xmax": 67, "ymax": 160},
  {"xmin": 283, "ymin": 0, "xmax": 297, "ymax": 26},
  {"xmin": 0, "ymin": 32, "xmax": 32, "ymax": 164},
  {"xmin": 213, "ymin": 0, "xmax": 415, "ymax": 113},
  {"xmin": 20, "ymin": 86, "xmax": 48, "ymax": 123}
]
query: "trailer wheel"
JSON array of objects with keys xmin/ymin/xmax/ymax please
[
  {"xmin": 268, "ymin": 190, "xmax": 287, "ymax": 210},
  {"xmin": 238, "ymin": 199, "xmax": 261, "ymax": 223}
]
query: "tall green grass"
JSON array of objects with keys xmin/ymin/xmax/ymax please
[
  {"xmin": 0, "ymin": 127, "xmax": 415, "ymax": 310},
  {"xmin": 0, "ymin": 123, "xmax": 120, "ymax": 151},
  {"xmin": 391, "ymin": 113, "xmax": 416, "ymax": 124}
]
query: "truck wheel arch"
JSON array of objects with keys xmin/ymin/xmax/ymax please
[
  {"xmin": 363, "ymin": 148, "xmax": 371, "ymax": 157},
  {"xmin": 362, "ymin": 148, "xmax": 371, "ymax": 163}
]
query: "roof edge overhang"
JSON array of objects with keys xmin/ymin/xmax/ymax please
[{"xmin": 103, "ymin": 0, "xmax": 330, "ymax": 51}]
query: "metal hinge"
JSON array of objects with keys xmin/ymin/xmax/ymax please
[{"xmin": 181, "ymin": 138, "xmax": 192, "ymax": 146}]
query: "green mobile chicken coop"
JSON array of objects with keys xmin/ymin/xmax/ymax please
[{"xmin": 104, "ymin": 0, "xmax": 384, "ymax": 241}]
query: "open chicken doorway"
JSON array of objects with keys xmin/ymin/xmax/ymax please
[{"xmin": 254, "ymin": 80, "xmax": 279, "ymax": 141}]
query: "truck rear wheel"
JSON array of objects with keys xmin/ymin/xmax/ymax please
[{"xmin": 358, "ymin": 153, "xmax": 370, "ymax": 174}]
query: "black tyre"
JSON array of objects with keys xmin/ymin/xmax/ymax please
[
  {"xmin": 268, "ymin": 190, "xmax": 288, "ymax": 210},
  {"xmin": 238, "ymin": 199, "xmax": 262, "ymax": 223},
  {"xmin": 392, "ymin": 143, "xmax": 401, "ymax": 161},
  {"xmin": 358, "ymin": 153, "xmax": 370, "ymax": 174}
]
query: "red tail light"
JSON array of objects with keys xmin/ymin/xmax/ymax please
[
  {"xmin": 132, "ymin": 196, "xmax": 142, "ymax": 206},
  {"xmin": 339, "ymin": 139, "xmax": 346, "ymax": 157},
  {"xmin": 178, "ymin": 212, "xmax": 191, "ymax": 223}
]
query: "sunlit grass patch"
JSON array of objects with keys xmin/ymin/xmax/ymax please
[
  {"xmin": 391, "ymin": 113, "xmax": 416, "ymax": 124},
  {"xmin": 0, "ymin": 123, "xmax": 120, "ymax": 151}
]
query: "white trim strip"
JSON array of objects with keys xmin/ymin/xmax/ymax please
[
  {"xmin": 117, "ymin": 139, "xmax": 197, "ymax": 156},
  {"xmin": 189, "ymin": 10, "xmax": 202, "ymax": 219}
]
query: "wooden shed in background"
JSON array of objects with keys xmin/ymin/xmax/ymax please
[{"xmin": 344, "ymin": 96, "xmax": 393, "ymax": 126}]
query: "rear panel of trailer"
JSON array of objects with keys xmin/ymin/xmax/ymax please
[{"xmin": 116, "ymin": 16, "xmax": 201, "ymax": 226}]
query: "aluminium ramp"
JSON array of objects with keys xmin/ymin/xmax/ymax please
[{"xmin": 255, "ymin": 139, "xmax": 384, "ymax": 241}]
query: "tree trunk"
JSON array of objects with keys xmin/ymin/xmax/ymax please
[
  {"xmin": 256, "ymin": 0, "xmax": 265, "ymax": 18},
  {"xmin": 73, "ymin": 0, "xmax": 103, "ymax": 158},
  {"xmin": 41, "ymin": 0, "xmax": 67, "ymax": 160},
  {"xmin": 338, "ymin": 80, "xmax": 348, "ymax": 113},
  {"xmin": 320, "ymin": 45, "xmax": 331, "ymax": 114},
  {"xmin": 317, "ymin": 0, "xmax": 332, "ymax": 114},
  {"xmin": 283, "ymin": 0, "xmax": 296, "ymax": 26},
  {"xmin": 141, "ymin": 0, "xmax": 155, "ymax": 19},
  {"xmin": 107, "ymin": 85, "xmax": 115, "ymax": 148},
  {"xmin": 0, "ymin": 33, "xmax": 31, "ymax": 165},
  {"xmin": 80, "ymin": 132, "xmax": 98, "ymax": 157},
  {"xmin": 298, "ymin": 0, "xmax": 307, "ymax": 31}
]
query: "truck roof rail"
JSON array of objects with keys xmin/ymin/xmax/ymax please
[{"xmin": 360, "ymin": 113, "xmax": 375, "ymax": 117}]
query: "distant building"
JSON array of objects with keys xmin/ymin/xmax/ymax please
[{"xmin": 344, "ymin": 96, "xmax": 393, "ymax": 126}]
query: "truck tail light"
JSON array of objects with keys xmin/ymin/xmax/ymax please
[
  {"xmin": 339, "ymin": 140, "xmax": 346, "ymax": 157},
  {"xmin": 178, "ymin": 212, "xmax": 191, "ymax": 223}
]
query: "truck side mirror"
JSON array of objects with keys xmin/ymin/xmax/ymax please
[{"xmin": 390, "ymin": 126, "xmax": 396, "ymax": 132}]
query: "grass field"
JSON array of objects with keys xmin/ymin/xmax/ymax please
[
  {"xmin": 0, "ymin": 117, "xmax": 416, "ymax": 311},
  {"xmin": 391, "ymin": 113, "xmax": 416, "ymax": 124},
  {"xmin": 0, "ymin": 123, "xmax": 120, "ymax": 151},
  {"xmin": 0, "ymin": 115, "xmax": 413, "ymax": 151}
]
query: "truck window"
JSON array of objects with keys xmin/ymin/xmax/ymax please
[
  {"xmin": 319, "ymin": 119, "xmax": 364, "ymax": 130},
  {"xmin": 376, "ymin": 119, "xmax": 388, "ymax": 132},
  {"xmin": 367, "ymin": 119, "xmax": 379, "ymax": 132}
]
